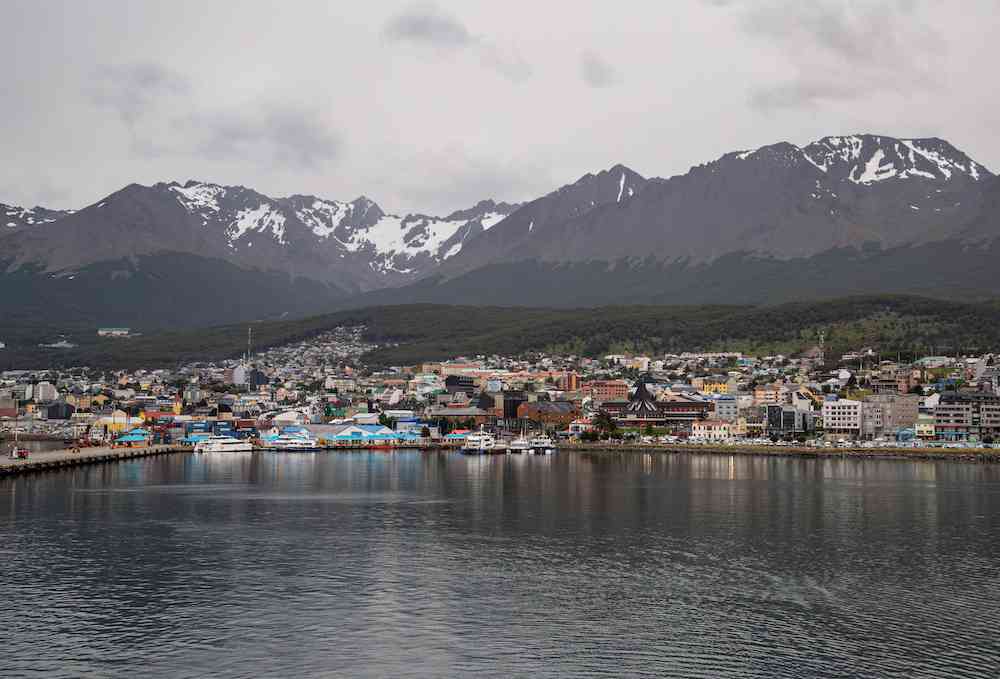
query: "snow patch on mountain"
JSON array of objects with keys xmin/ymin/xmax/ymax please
[
  {"xmin": 342, "ymin": 207, "xmax": 512, "ymax": 270},
  {"xmin": 228, "ymin": 204, "xmax": 287, "ymax": 246},
  {"xmin": 294, "ymin": 198, "xmax": 350, "ymax": 239},
  {"xmin": 798, "ymin": 135, "xmax": 989, "ymax": 185},
  {"xmin": 171, "ymin": 182, "xmax": 225, "ymax": 213},
  {"xmin": 3, "ymin": 203, "xmax": 74, "ymax": 228}
]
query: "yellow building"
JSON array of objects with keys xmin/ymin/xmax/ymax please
[
  {"xmin": 915, "ymin": 414, "xmax": 935, "ymax": 439},
  {"xmin": 702, "ymin": 380, "xmax": 730, "ymax": 395}
]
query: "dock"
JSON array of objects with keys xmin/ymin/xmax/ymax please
[{"xmin": 0, "ymin": 445, "xmax": 184, "ymax": 476}]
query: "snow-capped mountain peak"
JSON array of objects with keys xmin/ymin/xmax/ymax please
[
  {"xmin": 801, "ymin": 134, "xmax": 988, "ymax": 183},
  {"xmin": 729, "ymin": 135, "xmax": 989, "ymax": 185},
  {"xmin": 169, "ymin": 180, "xmax": 227, "ymax": 213},
  {"xmin": 153, "ymin": 180, "xmax": 520, "ymax": 278},
  {"xmin": 334, "ymin": 199, "xmax": 520, "ymax": 274}
]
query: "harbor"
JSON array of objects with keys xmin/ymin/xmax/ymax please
[{"xmin": 8, "ymin": 437, "xmax": 1000, "ymax": 478}]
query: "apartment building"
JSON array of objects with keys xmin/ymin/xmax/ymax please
[{"xmin": 934, "ymin": 391, "xmax": 1000, "ymax": 441}]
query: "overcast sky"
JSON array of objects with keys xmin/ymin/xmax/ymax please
[{"xmin": 3, "ymin": 0, "xmax": 999, "ymax": 214}]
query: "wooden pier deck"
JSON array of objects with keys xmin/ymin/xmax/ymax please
[{"xmin": 0, "ymin": 445, "xmax": 184, "ymax": 476}]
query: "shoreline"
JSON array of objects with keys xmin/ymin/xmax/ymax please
[
  {"xmin": 559, "ymin": 441, "xmax": 1000, "ymax": 463},
  {"xmin": 4, "ymin": 440, "xmax": 1000, "ymax": 478}
]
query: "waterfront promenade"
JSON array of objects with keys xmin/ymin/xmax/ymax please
[{"xmin": 0, "ymin": 445, "xmax": 183, "ymax": 476}]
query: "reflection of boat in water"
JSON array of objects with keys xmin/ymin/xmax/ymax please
[
  {"xmin": 194, "ymin": 436, "xmax": 253, "ymax": 453},
  {"xmin": 462, "ymin": 430, "xmax": 496, "ymax": 454},
  {"xmin": 529, "ymin": 435, "xmax": 556, "ymax": 455}
]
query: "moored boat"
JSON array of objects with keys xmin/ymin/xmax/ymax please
[
  {"xmin": 529, "ymin": 435, "xmax": 556, "ymax": 455},
  {"xmin": 194, "ymin": 436, "xmax": 253, "ymax": 453},
  {"xmin": 462, "ymin": 430, "xmax": 496, "ymax": 454},
  {"xmin": 266, "ymin": 434, "xmax": 321, "ymax": 451},
  {"xmin": 508, "ymin": 436, "xmax": 531, "ymax": 453}
]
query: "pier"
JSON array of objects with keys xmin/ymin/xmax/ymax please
[{"xmin": 0, "ymin": 445, "xmax": 184, "ymax": 476}]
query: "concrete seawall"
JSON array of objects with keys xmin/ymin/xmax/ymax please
[
  {"xmin": 559, "ymin": 442, "xmax": 1000, "ymax": 463},
  {"xmin": 0, "ymin": 445, "xmax": 185, "ymax": 476}
]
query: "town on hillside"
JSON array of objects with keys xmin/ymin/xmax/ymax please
[{"xmin": 2, "ymin": 325, "xmax": 1000, "ymax": 450}]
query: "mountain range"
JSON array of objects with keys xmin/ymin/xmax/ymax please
[{"xmin": 2, "ymin": 133, "xmax": 999, "ymax": 334}]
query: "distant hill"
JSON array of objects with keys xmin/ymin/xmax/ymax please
[{"xmin": 4, "ymin": 296, "xmax": 1000, "ymax": 370}]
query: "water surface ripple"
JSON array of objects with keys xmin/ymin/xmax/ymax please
[{"xmin": 3, "ymin": 451, "xmax": 1000, "ymax": 677}]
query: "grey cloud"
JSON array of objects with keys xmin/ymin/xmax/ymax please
[
  {"xmin": 749, "ymin": 81, "xmax": 862, "ymax": 110},
  {"xmin": 179, "ymin": 107, "xmax": 341, "ymax": 170},
  {"xmin": 384, "ymin": 4, "xmax": 531, "ymax": 82},
  {"xmin": 384, "ymin": 3, "xmax": 472, "ymax": 47},
  {"xmin": 393, "ymin": 147, "xmax": 551, "ymax": 215},
  {"xmin": 90, "ymin": 63, "xmax": 189, "ymax": 127},
  {"xmin": 479, "ymin": 44, "xmax": 532, "ymax": 83},
  {"xmin": 89, "ymin": 61, "xmax": 340, "ymax": 170},
  {"xmin": 581, "ymin": 50, "xmax": 622, "ymax": 88},
  {"xmin": 711, "ymin": 0, "xmax": 941, "ymax": 109}
]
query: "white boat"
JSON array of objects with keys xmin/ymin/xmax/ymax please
[
  {"xmin": 267, "ymin": 434, "xmax": 320, "ymax": 451},
  {"xmin": 508, "ymin": 436, "xmax": 531, "ymax": 453},
  {"xmin": 462, "ymin": 431, "xmax": 496, "ymax": 454},
  {"xmin": 7, "ymin": 415, "xmax": 30, "ymax": 459},
  {"xmin": 529, "ymin": 435, "xmax": 556, "ymax": 455},
  {"xmin": 194, "ymin": 435, "xmax": 253, "ymax": 453}
]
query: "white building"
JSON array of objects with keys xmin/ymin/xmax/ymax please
[
  {"xmin": 32, "ymin": 381, "xmax": 58, "ymax": 402},
  {"xmin": 822, "ymin": 399, "xmax": 862, "ymax": 437},
  {"xmin": 692, "ymin": 419, "xmax": 731, "ymax": 441},
  {"xmin": 231, "ymin": 365, "xmax": 247, "ymax": 386}
]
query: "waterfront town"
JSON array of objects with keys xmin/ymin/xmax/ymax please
[{"xmin": 3, "ymin": 325, "xmax": 1000, "ymax": 452}]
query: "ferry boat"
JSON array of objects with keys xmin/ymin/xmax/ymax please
[
  {"xmin": 529, "ymin": 435, "xmax": 556, "ymax": 455},
  {"xmin": 193, "ymin": 436, "xmax": 253, "ymax": 453},
  {"xmin": 267, "ymin": 434, "xmax": 320, "ymax": 451},
  {"xmin": 508, "ymin": 436, "xmax": 531, "ymax": 453},
  {"xmin": 462, "ymin": 431, "xmax": 497, "ymax": 454}
]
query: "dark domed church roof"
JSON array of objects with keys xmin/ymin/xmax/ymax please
[{"xmin": 627, "ymin": 381, "xmax": 660, "ymax": 417}]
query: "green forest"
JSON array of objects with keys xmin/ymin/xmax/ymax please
[{"xmin": 4, "ymin": 295, "xmax": 1000, "ymax": 370}]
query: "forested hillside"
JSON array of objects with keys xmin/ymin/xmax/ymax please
[{"xmin": 4, "ymin": 296, "xmax": 1000, "ymax": 370}]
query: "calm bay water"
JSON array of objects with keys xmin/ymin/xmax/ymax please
[{"xmin": 3, "ymin": 450, "xmax": 1000, "ymax": 678}]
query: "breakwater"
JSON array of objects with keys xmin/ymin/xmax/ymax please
[{"xmin": 0, "ymin": 445, "xmax": 184, "ymax": 476}]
